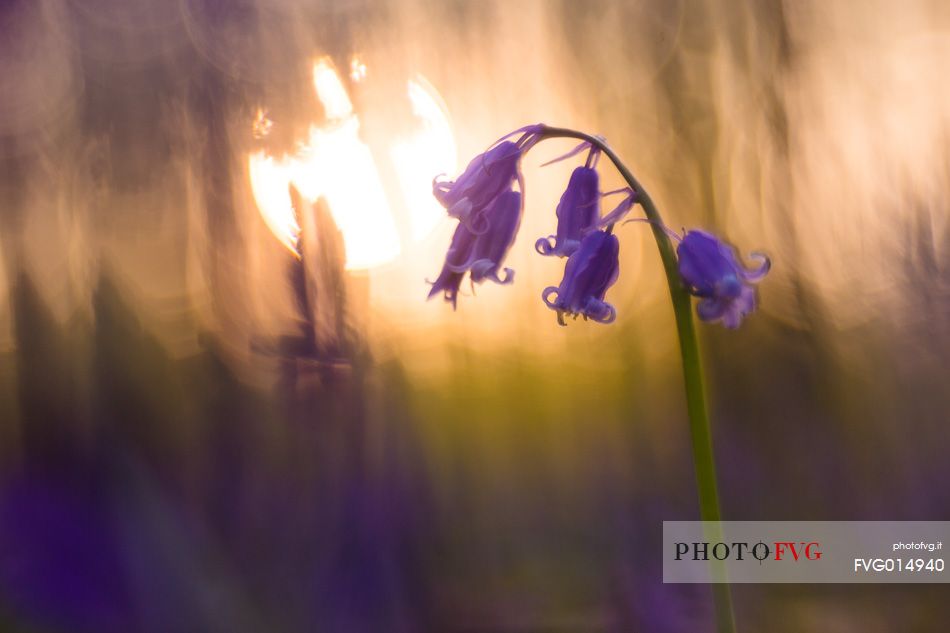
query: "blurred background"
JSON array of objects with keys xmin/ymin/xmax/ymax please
[{"xmin": 1, "ymin": 0, "xmax": 949, "ymax": 631}]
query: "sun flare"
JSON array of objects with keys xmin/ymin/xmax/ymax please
[{"xmin": 249, "ymin": 57, "xmax": 456, "ymax": 270}]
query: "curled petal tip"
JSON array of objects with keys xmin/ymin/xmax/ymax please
[
  {"xmin": 742, "ymin": 252, "xmax": 771, "ymax": 282},
  {"xmin": 535, "ymin": 236, "xmax": 556, "ymax": 256},
  {"xmin": 495, "ymin": 268, "xmax": 515, "ymax": 285},
  {"xmin": 541, "ymin": 286, "xmax": 560, "ymax": 309},
  {"xmin": 581, "ymin": 296, "xmax": 617, "ymax": 324}
]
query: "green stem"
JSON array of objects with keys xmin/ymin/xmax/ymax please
[{"xmin": 538, "ymin": 127, "xmax": 737, "ymax": 633}]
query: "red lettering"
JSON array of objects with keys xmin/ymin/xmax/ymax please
[{"xmin": 774, "ymin": 541, "xmax": 802, "ymax": 561}]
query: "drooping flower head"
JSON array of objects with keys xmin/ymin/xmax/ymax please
[
  {"xmin": 427, "ymin": 191, "xmax": 523, "ymax": 307},
  {"xmin": 433, "ymin": 125, "xmax": 540, "ymax": 232},
  {"xmin": 535, "ymin": 145, "xmax": 636, "ymax": 258},
  {"xmin": 535, "ymin": 165, "xmax": 601, "ymax": 257},
  {"xmin": 676, "ymin": 230, "xmax": 770, "ymax": 329},
  {"xmin": 542, "ymin": 229, "xmax": 620, "ymax": 325},
  {"xmin": 469, "ymin": 190, "xmax": 523, "ymax": 284},
  {"xmin": 426, "ymin": 219, "xmax": 479, "ymax": 309}
]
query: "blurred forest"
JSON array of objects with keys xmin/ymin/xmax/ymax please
[{"xmin": 1, "ymin": 0, "xmax": 948, "ymax": 631}]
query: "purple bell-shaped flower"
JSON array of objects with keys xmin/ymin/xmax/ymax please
[
  {"xmin": 676, "ymin": 230, "xmax": 770, "ymax": 329},
  {"xmin": 535, "ymin": 166, "xmax": 600, "ymax": 258},
  {"xmin": 469, "ymin": 191, "xmax": 523, "ymax": 284},
  {"xmin": 428, "ymin": 191, "xmax": 524, "ymax": 307},
  {"xmin": 426, "ymin": 220, "xmax": 479, "ymax": 309},
  {"xmin": 433, "ymin": 126, "xmax": 540, "ymax": 233},
  {"xmin": 542, "ymin": 229, "xmax": 620, "ymax": 325}
]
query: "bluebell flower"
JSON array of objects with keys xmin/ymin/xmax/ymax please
[
  {"xmin": 469, "ymin": 190, "xmax": 523, "ymax": 284},
  {"xmin": 535, "ymin": 141, "xmax": 636, "ymax": 258},
  {"xmin": 433, "ymin": 126, "xmax": 540, "ymax": 232},
  {"xmin": 428, "ymin": 191, "xmax": 523, "ymax": 307},
  {"xmin": 426, "ymin": 220, "xmax": 478, "ymax": 309},
  {"xmin": 535, "ymin": 166, "xmax": 600, "ymax": 257},
  {"xmin": 676, "ymin": 230, "xmax": 770, "ymax": 329},
  {"xmin": 542, "ymin": 229, "xmax": 620, "ymax": 325}
]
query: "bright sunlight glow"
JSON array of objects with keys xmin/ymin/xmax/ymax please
[{"xmin": 249, "ymin": 58, "xmax": 456, "ymax": 270}]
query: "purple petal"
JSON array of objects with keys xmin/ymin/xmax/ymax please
[
  {"xmin": 542, "ymin": 230, "xmax": 620, "ymax": 324},
  {"xmin": 469, "ymin": 191, "xmax": 522, "ymax": 283},
  {"xmin": 537, "ymin": 166, "xmax": 600, "ymax": 258},
  {"xmin": 433, "ymin": 141, "xmax": 522, "ymax": 218},
  {"xmin": 677, "ymin": 231, "xmax": 738, "ymax": 297},
  {"xmin": 721, "ymin": 285, "xmax": 757, "ymax": 329},
  {"xmin": 696, "ymin": 297, "xmax": 728, "ymax": 322},
  {"xmin": 699, "ymin": 286, "xmax": 757, "ymax": 329},
  {"xmin": 442, "ymin": 222, "xmax": 479, "ymax": 270},
  {"xmin": 426, "ymin": 269, "xmax": 465, "ymax": 309},
  {"xmin": 583, "ymin": 297, "xmax": 617, "ymax": 324}
]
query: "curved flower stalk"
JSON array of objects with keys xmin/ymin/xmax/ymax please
[
  {"xmin": 424, "ymin": 123, "xmax": 771, "ymax": 633},
  {"xmin": 542, "ymin": 230, "xmax": 620, "ymax": 325}
]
